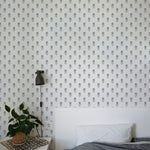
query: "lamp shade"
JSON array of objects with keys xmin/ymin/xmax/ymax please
[{"xmin": 35, "ymin": 70, "xmax": 44, "ymax": 85}]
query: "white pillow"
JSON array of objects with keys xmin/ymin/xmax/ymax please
[{"xmin": 76, "ymin": 123, "xmax": 133, "ymax": 146}]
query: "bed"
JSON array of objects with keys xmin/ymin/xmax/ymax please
[{"xmin": 55, "ymin": 108, "xmax": 150, "ymax": 150}]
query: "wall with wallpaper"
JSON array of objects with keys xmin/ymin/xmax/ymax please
[{"xmin": 0, "ymin": 0, "xmax": 150, "ymax": 142}]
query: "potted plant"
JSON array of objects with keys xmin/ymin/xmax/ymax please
[{"xmin": 5, "ymin": 103, "xmax": 43, "ymax": 144}]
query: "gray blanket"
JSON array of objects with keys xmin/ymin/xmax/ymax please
[{"xmin": 67, "ymin": 142, "xmax": 150, "ymax": 150}]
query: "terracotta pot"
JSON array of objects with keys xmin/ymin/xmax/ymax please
[{"xmin": 12, "ymin": 132, "xmax": 27, "ymax": 145}]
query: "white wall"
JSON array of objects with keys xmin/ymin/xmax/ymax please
[{"xmin": 0, "ymin": 0, "xmax": 150, "ymax": 141}]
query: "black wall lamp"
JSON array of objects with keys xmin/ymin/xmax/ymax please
[
  {"xmin": 35, "ymin": 70, "xmax": 44, "ymax": 85},
  {"xmin": 35, "ymin": 70, "xmax": 44, "ymax": 136}
]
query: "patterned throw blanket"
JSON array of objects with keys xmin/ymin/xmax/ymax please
[{"xmin": 1, "ymin": 136, "xmax": 49, "ymax": 150}]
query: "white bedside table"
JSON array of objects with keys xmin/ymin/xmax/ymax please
[{"xmin": 0, "ymin": 136, "xmax": 52, "ymax": 150}]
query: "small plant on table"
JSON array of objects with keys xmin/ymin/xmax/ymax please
[{"xmin": 5, "ymin": 103, "xmax": 43, "ymax": 144}]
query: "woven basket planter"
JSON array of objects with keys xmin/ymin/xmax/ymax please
[{"xmin": 12, "ymin": 132, "xmax": 27, "ymax": 145}]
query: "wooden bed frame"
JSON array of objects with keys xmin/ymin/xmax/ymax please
[{"xmin": 55, "ymin": 108, "xmax": 150, "ymax": 150}]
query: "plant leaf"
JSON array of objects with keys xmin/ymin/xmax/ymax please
[
  {"xmin": 8, "ymin": 124, "xmax": 16, "ymax": 137},
  {"xmin": 23, "ymin": 109, "xmax": 29, "ymax": 114},
  {"xmin": 8, "ymin": 118, "xmax": 14, "ymax": 123},
  {"xmin": 11, "ymin": 109, "xmax": 18, "ymax": 119},
  {"xmin": 5, "ymin": 105, "xmax": 10, "ymax": 112},
  {"xmin": 19, "ymin": 103, "xmax": 24, "ymax": 110},
  {"xmin": 8, "ymin": 124, "xmax": 13, "ymax": 131},
  {"xmin": 13, "ymin": 122, "xmax": 19, "ymax": 128},
  {"xmin": 6, "ymin": 132, "xmax": 10, "ymax": 136},
  {"xmin": 35, "ymin": 119, "xmax": 43, "ymax": 125},
  {"xmin": 19, "ymin": 115, "xmax": 26, "ymax": 120},
  {"xmin": 29, "ymin": 115, "xmax": 38, "ymax": 120}
]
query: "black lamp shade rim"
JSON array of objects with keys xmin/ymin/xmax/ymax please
[{"xmin": 36, "ymin": 83, "xmax": 44, "ymax": 85}]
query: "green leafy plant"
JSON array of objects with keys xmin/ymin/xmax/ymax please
[{"xmin": 5, "ymin": 103, "xmax": 43, "ymax": 137}]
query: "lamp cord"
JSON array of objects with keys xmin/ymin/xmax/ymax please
[{"xmin": 40, "ymin": 85, "xmax": 43, "ymax": 137}]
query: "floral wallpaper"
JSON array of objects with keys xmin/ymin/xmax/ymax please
[{"xmin": 0, "ymin": 0, "xmax": 150, "ymax": 144}]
